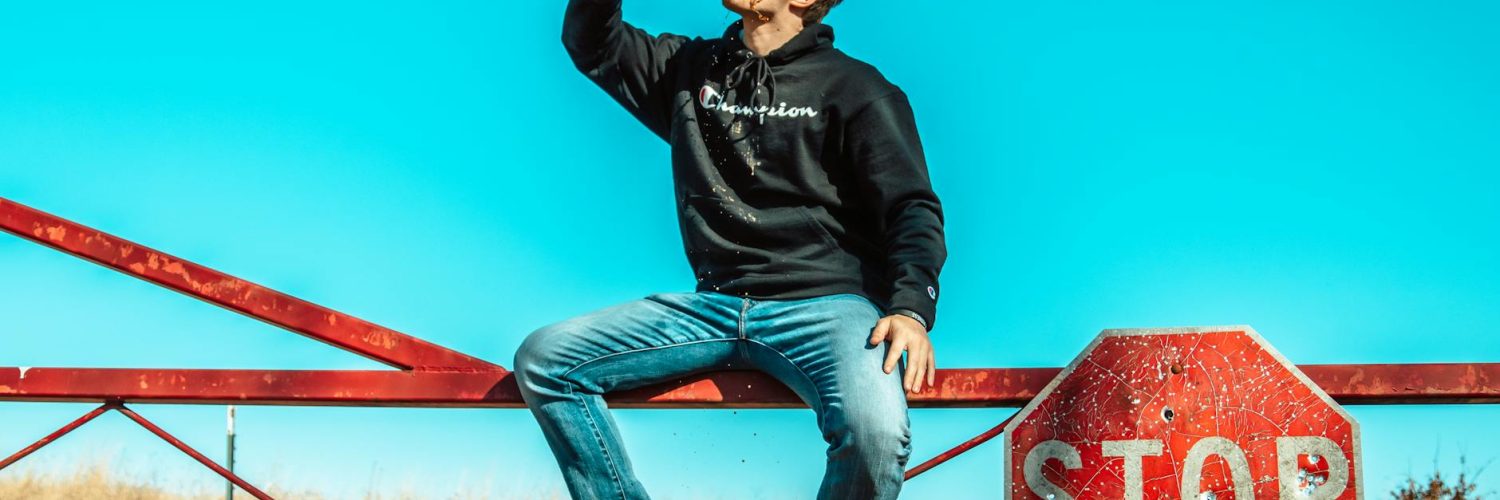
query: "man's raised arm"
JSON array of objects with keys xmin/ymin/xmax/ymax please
[{"xmin": 563, "ymin": 0, "xmax": 690, "ymax": 139}]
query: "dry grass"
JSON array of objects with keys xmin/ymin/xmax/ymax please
[
  {"xmin": 0, "ymin": 456, "xmax": 562, "ymax": 500},
  {"xmin": 0, "ymin": 458, "xmax": 216, "ymax": 500},
  {"xmin": 1391, "ymin": 456, "xmax": 1492, "ymax": 500}
]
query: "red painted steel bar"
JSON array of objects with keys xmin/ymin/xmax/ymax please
[
  {"xmin": 0, "ymin": 197, "xmax": 499, "ymax": 373},
  {"xmin": 1, "ymin": 364, "xmax": 1496, "ymax": 408},
  {"xmin": 112, "ymin": 404, "xmax": 275, "ymax": 500},
  {"xmin": 1301, "ymin": 362, "xmax": 1500, "ymax": 404},
  {"xmin": 904, "ymin": 414, "xmax": 1016, "ymax": 481},
  {"xmin": 0, "ymin": 402, "xmax": 112, "ymax": 470}
]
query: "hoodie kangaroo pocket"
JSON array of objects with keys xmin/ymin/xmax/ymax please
[{"xmin": 794, "ymin": 206, "xmax": 841, "ymax": 249}]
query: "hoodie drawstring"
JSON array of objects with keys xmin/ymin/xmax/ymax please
[{"xmin": 722, "ymin": 48, "xmax": 778, "ymax": 125}]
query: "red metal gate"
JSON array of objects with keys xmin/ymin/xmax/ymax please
[{"xmin": 3, "ymin": 197, "xmax": 1497, "ymax": 498}]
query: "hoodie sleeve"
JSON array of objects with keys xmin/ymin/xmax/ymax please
[
  {"xmin": 845, "ymin": 90, "xmax": 948, "ymax": 331},
  {"xmin": 563, "ymin": 0, "xmax": 689, "ymax": 140}
]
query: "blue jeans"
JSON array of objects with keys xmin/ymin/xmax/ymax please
[{"xmin": 513, "ymin": 290, "xmax": 912, "ymax": 500}]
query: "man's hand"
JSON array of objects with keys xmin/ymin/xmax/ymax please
[{"xmin": 869, "ymin": 314, "xmax": 936, "ymax": 394}]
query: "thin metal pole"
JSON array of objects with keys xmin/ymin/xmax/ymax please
[
  {"xmin": 226, "ymin": 405, "xmax": 236, "ymax": 500},
  {"xmin": 113, "ymin": 403, "xmax": 273, "ymax": 500},
  {"xmin": 904, "ymin": 414, "xmax": 1017, "ymax": 481}
]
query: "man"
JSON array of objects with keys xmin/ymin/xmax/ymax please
[{"xmin": 513, "ymin": 0, "xmax": 946, "ymax": 498}]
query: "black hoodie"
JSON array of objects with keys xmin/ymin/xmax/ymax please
[{"xmin": 562, "ymin": 0, "xmax": 947, "ymax": 330}]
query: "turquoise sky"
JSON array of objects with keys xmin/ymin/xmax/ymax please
[{"xmin": 2, "ymin": 1, "xmax": 1497, "ymax": 498}]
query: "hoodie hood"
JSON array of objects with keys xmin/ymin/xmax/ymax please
[{"xmin": 719, "ymin": 20, "xmax": 835, "ymax": 65}]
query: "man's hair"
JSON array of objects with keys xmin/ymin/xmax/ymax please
[{"xmin": 801, "ymin": 0, "xmax": 843, "ymax": 23}]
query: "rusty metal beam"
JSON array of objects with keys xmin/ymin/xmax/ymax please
[
  {"xmin": 1300, "ymin": 362, "xmax": 1500, "ymax": 405},
  {"xmin": 0, "ymin": 197, "xmax": 499, "ymax": 373},
  {"xmin": 0, "ymin": 367, "xmax": 1034, "ymax": 408},
  {"xmin": 1, "ymin": 364, "xmax": 1495, "ymax": 408}
]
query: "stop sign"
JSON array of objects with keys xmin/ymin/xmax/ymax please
[{"xmin": 1003, "ymin": 326, "xmax": 1361, "ymax": 499}]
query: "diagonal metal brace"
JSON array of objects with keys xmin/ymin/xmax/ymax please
[
  {"xmin": 0, "ymin": 401, "xmax": 275, "ymax": 499},
  {"xmin": 0, "ymin": 197, "xmax": 500, "ymax": 373}
]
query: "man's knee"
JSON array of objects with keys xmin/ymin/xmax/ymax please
[
  {"xmin": 828, "ymin": 407, "xmax": 913, "ymax": 467},
  {"xmin": 513, "ymin": 322, "xmax": 576, "ymax": 391}
]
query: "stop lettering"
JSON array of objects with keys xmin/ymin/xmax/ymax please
[{"xmin": 1003, "ymin": 326, "xmax": 1361, "ymax": 499}]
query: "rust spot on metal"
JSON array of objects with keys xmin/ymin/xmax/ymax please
[
  {"xmin": 1346, "ymin": 369, "xmax": 1366, "ymax": 386},
  {"xmin": 362, "ymin": 329, "xmax": 401, "ymax": 350}
]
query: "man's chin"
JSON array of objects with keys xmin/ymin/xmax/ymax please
[{"xmin": 720, "ymin": 0, "xmax": 757, "ymax": 18}]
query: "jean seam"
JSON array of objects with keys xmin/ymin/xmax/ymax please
[
  {"xmin": 565, "ymin": 382, "xmax": 628, "ymax": 500},
  {"xmin": 743, "ymin": 338, "xmax": 825, "ymax": 423},
  {"xmin": 557, "ymin": 337, "xmax": 742, "ymax": 500},
  {"xmin": 559, "ymin": 338, "xmax": 739, "ymax": 380},
  {"xmin": 558, "ymin": 336, "xmax": 738, "ymax": 495},
  {"xmin": 738, "ymin": 298, "xmax": 750, "ymax": 339}
]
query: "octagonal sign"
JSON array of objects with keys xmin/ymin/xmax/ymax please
[{"xmin": 1003, "ymin": 326, "xmax": 1361, "ymax": 499}]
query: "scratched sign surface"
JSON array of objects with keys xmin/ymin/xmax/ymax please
[{"xmin": 1003, "ymin": 326, "xmax": 1361, "ymax": 499}]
